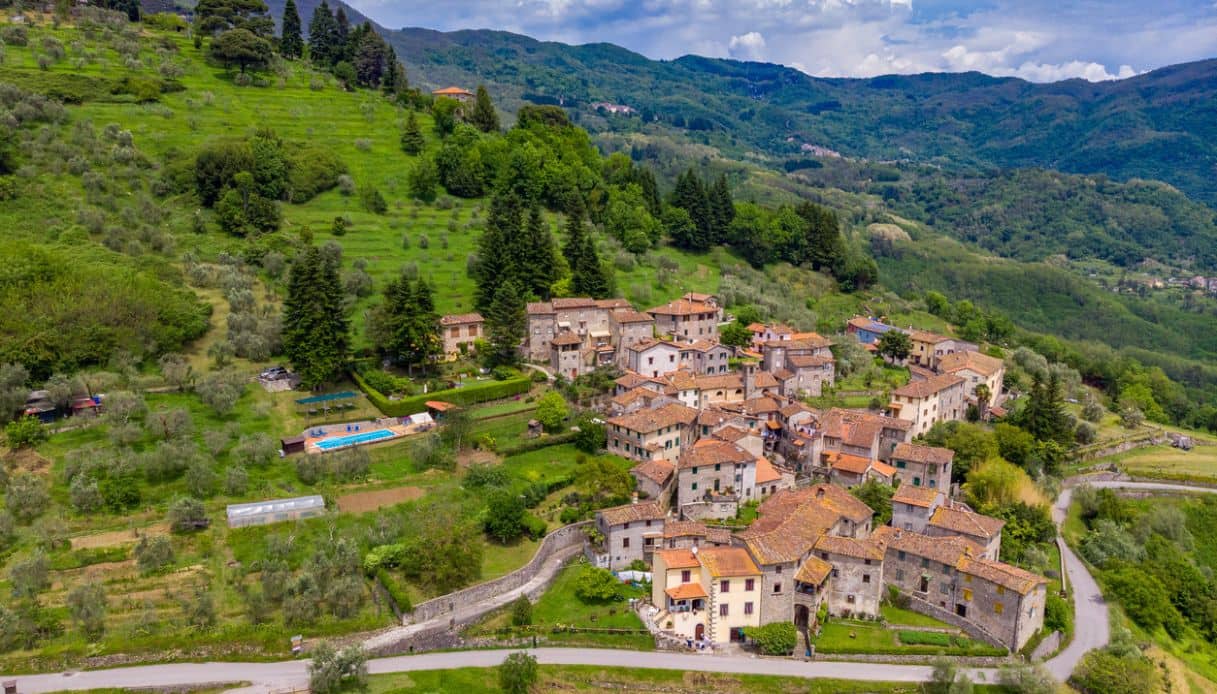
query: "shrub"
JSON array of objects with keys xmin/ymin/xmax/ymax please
[
  {"xmin": 4, "ymin": 416, "xmax": 46, "ymax": 448},
  {"xmin": 1070, "ymin": 649, "xmax": 1159, "ymax": 694},
  {"xmin": 352, "ymin": 371, "xmax": 531, "ymax": 417},
  {"xmin": 898, "ymin": 630, "xmax": 952, "ymax": 646},
  {"xmin": 167, "ymin": 497, "xmax": 208, "ymax": 532},
  {"xmin": 375, "ymin": 568, "xmax": 412, "ymax": 613},
  {"xmin": 535, "ymin": 391, "xmax": 569, "ymax": 431},
  {"xmin": 522, "ymin": 512, "xmax": 547, "ymax": 540},
  {"xmin": 746, "ymin": 621, "xmax": 797, "ymax": 655},
  {"xmin": 574, "ymin": 564, "xmax": 620, "ymax": 602},
  {"xmin": 134, "ymin": 535, "xmax": 175, "ymax": 575},
  {"xmin": 308, "ymin": 643, "xmax": 368, "ymax": 694},
  {"xmin": 499, "ymin": 652, "xmax": 537, "ymax": 694},
  {"xmin": 360, "ymin": 186, "xmax": 387, "ymax": 214},
  {"xmin": 510, "ymin": 595, "xmax": 532, "ymax": 627}
]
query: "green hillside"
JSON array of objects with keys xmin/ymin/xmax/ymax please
[{"xmin": 378, "ymin": 27, "xmax": 1217, "ymax": 207}]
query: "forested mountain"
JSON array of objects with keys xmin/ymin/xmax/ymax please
[{"xmin": 372, "ymin": 26, "xmax": 1217, "ymax": 208}]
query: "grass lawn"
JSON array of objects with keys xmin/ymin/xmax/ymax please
[
  {"xmin": 470, "ymin": 559, "xmax": 653, "ymax": 650},
  {"xmin": 1100, "ymin": 444, "xmax": 1217, "ymax": 484},
  {"xmin": 481, "ymin": 537, "xmax": 540, "ymax": 581},
  {"xmin": 814, "ymin": 620, "xmax": 1005, "ymax": 656},
  {"xmin": 880, "ymin": 604, "xmax": 953, "ymax": 629},
  {"xmin": 367, "ymin": 665, "xmax": 927, "ymax": 693},
  {"xmin": 470, "ymin": 398, "xmax": 541, "ymax": 420}
]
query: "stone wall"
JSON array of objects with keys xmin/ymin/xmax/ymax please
[
  {"xmin": 681, "ymin": 499, "xmax": 738, "ymax": 521},
  {"xmin": 408, "ymin": 521, "xmax": 592, "ymax": 624},
  {"xmin": 903, "ymin": 594, "xmax": 1006, "ymax": 649}
]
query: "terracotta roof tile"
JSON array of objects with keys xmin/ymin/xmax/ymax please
[
  {"xmin": 678, "ymin": 440, "xmax": 754, "ymax": 470},
  {"xmin": 598, "ymin": 501, "xmax": 666, "ymax": 527},
  {"xmin": 892, "ymin": 485, "xmax": 942, "ymax": 509},
  {"xmin": 655, "ymin": 548, "xmax": 700, "ymax": 570},
  {"xmin": 439, "ymin": 312, "xmax": 483, "ymax": 325},
  {"xmin": 755, "ymin": 457, "xmax": 782, "ymax": 484},
  {"xmin": 939, "ymin": 351, "xmax": 1004, "ymax": 378},
  {"xmin": 892, "ymin": 373, "xmax": 965, "ymax": 399},
  {"xmin": 929, "ymin": 506, "xmax": 1006, "ymax": 539},
  {"xmin": 665, "ymin": 582, "xmax": 708, "ymax": 600},
  {"xmin": 608, "ymin": 402, "xmax": 698, "ymax": 434},
  {"xmin": 826, "ymin": 451, "xmax": 873, "ymax": 475},
  {"xmin": 663, "ymin": 519, "xmax": 708, "ymax": 539},
  {"xmin": 892, "ymin": 443, "xmax": 956, "ymax": 465},
  {"xmin": 814, "ymin": 534, "xmax": 886, "ymax": 561},
  {"xmin": 795, "ymin": 555, "xmax": 833, "ymax": 585},
  {"xmin": 696, "ymin": 547, "xmax": 760, "ymax": 577},
  {"xmin": 551, "ymin": 297, "xmax": 598, "ymax": 309},
  {"xmin": 958, "ymin": 556, "xmax": 1048, "ymax": 595},
  {"xmin": 647, "ymin": 299, "xmax": 718, "ymax": 316},
  {"xmin": 631, "ymin": 459, "xmax": 675, "ymax": 486},
  {"xmin": 612, "ymin": 308, "xmax": 655, "ymax": 324},
  {"xmin": 787, "ymin": 354, "xmax": 834, "ymax": 368},
  {"xmin": 551, "ymin": 332, "xmax": 583, "ymax": 346}
]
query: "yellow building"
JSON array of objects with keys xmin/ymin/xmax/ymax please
[{"xmin": 652, "ymin": 546, "xmax": 761, "ymax": 644}]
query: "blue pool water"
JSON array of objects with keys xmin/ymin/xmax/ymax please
[{"xmin": 313, "ymin": 428, "xmax": 395, "ymax": 450}]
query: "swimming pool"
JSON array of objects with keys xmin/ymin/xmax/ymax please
[{"xmin": 313, "ymin": 428, "xmax": 396, "ymax": 451}]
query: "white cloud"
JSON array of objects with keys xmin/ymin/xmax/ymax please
[{"xmin": 728, "ymin": 31, "xmax": 767, "ymax": 60}]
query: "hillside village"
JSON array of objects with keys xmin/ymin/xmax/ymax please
[{"xmin": 457, "ymin": 291, "xmax": 1044, "ymax": 653}]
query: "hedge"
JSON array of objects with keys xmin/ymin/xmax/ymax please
[
  {"xmin": 497, "ymin": 431, "xmax": 578, "ymax": 457},
  {"xmin": 376, "ymin": 567, "xmax": 413, "ymax": 614},
  {"xmin": 897, "ymin": 630, "xmax": 952, "ymax": 646},
  {"xmin": 353, "ymin": 370, "xmax": 531, "ymax": 417}
]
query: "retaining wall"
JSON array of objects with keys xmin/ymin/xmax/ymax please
[
  {"xmin": 903, "ymin": 594, "xmax": 1007, "ymax": 649},
  {"xmin": 408, "ymin": 520, "xmax": 592, "ymax": 624}
]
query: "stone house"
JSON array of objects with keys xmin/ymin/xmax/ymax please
[
  {"xmin": 630, "ymin": 458, "xmax": 676, "ymax": 507},
  {"xmin": 525, "ymin": 297, "xmax": 631, "ymax": 361},
  {"xmin": 760, "ymin": 334, "xmax": 833, "ymax": 372},
  {"xmin": 812, "ymin": 534, "xmax": 886, "ymax": 618},
  {"xmin": 873, "ymin": 527, "xmax": 1047, "ymax": 651},
  {"xmin": 907, "ymin": 331, "xmax": 977, "ymax": 370},
  {"xmin": 609, "ymin": 308, "xmax": 655, "ymax": 366},
  {"xmin": 593, "ymin": 501, "xmax": 667, "ymax": 570},
  {"xmin": 846, "ymin": 316, "xmax": 898, "ymax": 345},
  {"xmin": 438, "ymin": 313, "xmax": 483, "ymax": 360},
  {"xmin": 550, "ymin": 331, "xmax": 588, "ymax": 379},
  {"xmin": 662, "ymin": 519, "xmax": 732, "ymax": 550},
  {"xmin": 927, "ymin": 505, "xmax": 1005, "ymax": 560},
  {"xmin": 889, "ymin": 373, "xmax": 966, "ymax": 436},
  {"xmin": 818, "ymin": 408, "xmax": 912, "ymax": 466},
  {"xmin": 606, "ymin": 402, "xmax": 699, "ymax": 462},
  {"xmin": 647, "ymin": 294, "xmax": 722, "ymax": 342},
  {"xmin": 680, "ymin": 340, "xmax": 733, "ymax": 374},
  {"xmin": 609, "ymin": 386, "xmax": 675, "ymax": 416},
  {"xmin": 939, "ymin": 350, "xmax": 1006, "ymax": 408},
  {"xmin": 891, "ymin": 485, "xmax": 945, "ymax": 533},
  {"xmin": 890, "ymin": 442, "xmax": 955, "ymax": 491},
  {"xmin": 676, "ymin": 439, "xmax": 758, "ymax": 519},
  {"xmin": 825, "ymin": 451, "xmax": 895, "ymax": 488}
]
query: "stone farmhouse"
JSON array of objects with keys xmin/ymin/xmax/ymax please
[
  {"xmin": 907, "ymin": 331, "xmax": 978, "ymax": 370},
  {"xmin": 438, "ymin": 313, "xmax": 483, "ymax": 361},
  {"xmin": 591, "ymin": 500, "xmax": 667, "ymax": 571},
  {"xmin": 525, "ymin": 297, "xmax": 639, "ymax": 364},
  {"xmin": 889, "ymin": 442, "xmax": 955, "ymax": 491},
  {"xmin": 889, "ymin": 373, "xmax": 966, "ymax": 436},
  {"xmin": 647, "ymin": 294, "xmax": 723, "ymax": 342},
  {"xmin": 939, "ymin": 350, "xmax": 1006, "ymax": 411},
  {"xmin": 606, "ymin": 402, "xmax": 698, "ymax": 463}
]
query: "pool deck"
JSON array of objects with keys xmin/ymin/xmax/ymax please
[{"xmin": 302, "ymin": 419, "xmax": 429, "ymax": 454}]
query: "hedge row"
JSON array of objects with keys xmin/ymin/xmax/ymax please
[
  {"xmin": 353, "ymin": 370, "xmax": 531, "ymax": 417},
  {"xmin": 376, "ymin": 567, "xmax": 413, "ymax": 614},
  {"xmin": 496, "ymin": 430, "xmax": 578, "ymax": 457}
]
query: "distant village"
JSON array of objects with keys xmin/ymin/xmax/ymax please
[{"xmin": 437, "ymin": 293, "xmax": 1043, "ymax": 653}]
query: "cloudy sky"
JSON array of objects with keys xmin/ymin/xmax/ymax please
[{"xmin": 346, "ymin": 0, "xmax": 1217, "ymax": 82}]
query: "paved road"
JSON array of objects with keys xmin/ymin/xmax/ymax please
[{"xmin": 7, "ymin": 479, "xmax": 1215, "ymax": 692}]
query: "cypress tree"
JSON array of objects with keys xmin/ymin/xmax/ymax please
[
  {"xmin": 283, "ymin": 246, "xmax": 349, "ymax": 388},
  {"xmin": 474, "ymin": 190, "xmax": 524, "ymax": 312},
  {"xmin": 710, "ymin": 174, "xmax": 734, "ymax": 241},
  {"xmin": 279, "ymin": 0, "xmax": 303, "ymax": 59},
  {"xmin": 670, "ymin": 169, "xmax": 712, "ymax": 249},
  {"xmin": 400, "ymin": 110, "xmax": 425, "ymax": 155},
  {"xmin": 637, "ymin": 167, "xmax": 662, "ymax": 217},
  {"xmin": 406, "ymin": 278, "xmax": 441, "ymax": 369},
  {"xmin": 334, "ymin": 7, "xmax": 351, "ymax": 63},
  {"xmin": 573, "ymin": 232, "xmax": 613, "ymax": 299},
  {"xmin": 470, "ymin": 85, "xmax": 501, "ymax": 133},
  {"xmin": 562, "ymin": 206, "xmax": 588, "ymax": 271},
  {"xmin": 485, "ymin": 279, "xmax": 526, "ymax": 367},
  {"xmin": 383, "ymin": 46, "xmax": 406, "ymax": 94},
  {"xmin": 307, "ymin": 0, "xmax": 337, "ymax": 65},
  {"xmin": 520, "ymin": 205, "xmax": 558, "ymax": 300}
]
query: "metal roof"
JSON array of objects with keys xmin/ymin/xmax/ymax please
[{"xmin": 226, "ymin": 495, "xmax": 325, "ymax": 521}]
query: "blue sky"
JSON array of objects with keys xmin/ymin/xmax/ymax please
[{"xmin": 346, "ymin": 0, "xmax": 1217, "ymax": 81}]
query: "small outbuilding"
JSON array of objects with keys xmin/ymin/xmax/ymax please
[
  {"xmin": 226, "ymin": 495, "xmax": 325, "ymax": 528},
  {"xmin": 425, "ymin": 400, "xmax": 459, "ymax": 421},
  {"xmin": 280, "ymin": 435, "xmax": 306, "ymax": 455}
]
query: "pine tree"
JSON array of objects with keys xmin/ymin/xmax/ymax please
[
  {"xmin": 520, "ymin": 205, "xmax": 558, "ymax": 300},
  {"xmin": 334, "ymin": 7, "xmax": 351, "ymax": 63},
  {"xmin": 710, "ymin": 174, "xmax": 734, "ymax": 242},
  {"xmin": 283, "ymin": 246, "xmax": 349, "ymax": 388},
  {"xmin": 279, "ymin": 0, "xmax": 303, "ymax": 59},
  {"xmin": 670, "ymin": 169, "xmax": 712, "ymax": 250},
  {"xmin": 383, "ymin": 46, "xmax": 406, "ymax": 94},
  {"xmin": 485, "ymin": 279, "xmax": 526, "ymax": 367},
  {"xmin": 400, "ymin": 110, "xmax": 425, "ymax": 155},
  {"xmin": 637, "ymin": 167, "xmax": 662, "ymax": 217},
  {"xmin": 470, "ymin": 85, "xmax": 500, "ymax": 133},
  {"xmin": 561, "ymin": 202, "xmax": 588, "ymax": 270},
  {"xmin": 306, "ymin": 0, "xmax": 337, "ymax": 65},
  {"xmin": 564, "ymin": 208, "xmax": 612, "ymax": 298},
  {"xmin": 474, "ymin": 190, "xmax": 524, "ymax": 312},
  {"xmin": 407, "ymin": 278, "xmax": 441, "ymax": 368}
]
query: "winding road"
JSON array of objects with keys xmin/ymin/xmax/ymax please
[{"xmin": 5, "ymin": 479, "xmax": 1213, "ymax": 692}]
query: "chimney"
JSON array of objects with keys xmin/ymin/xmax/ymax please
[{"xmin": 743, "ymin": 362, "xmax": 757, "ymax": 400}]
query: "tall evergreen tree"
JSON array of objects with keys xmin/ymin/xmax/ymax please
[
  {"xmin": 470, "ymin": 85, "xmax": 500, "ymax": 133},
  {"xmin": 561, "ymin": 206, "xmax": 589, "ymax": 271},
  {"xmin": 400, "ymin": 110, "xmax": 425, "ymax": 155},
  {"xmin": 282, "ymin": 246, "xmax": 349, "ymax": 388},
  {"xmin": 563, "ymin": 208, "xmax": 613, "ymax": 298},
  {"xmin": 473, "ymin": 190, "xmax": 524, "ymax": 312},
  {"xmin": 637, "ymin": 167, "xmax": 662, "ymax": 217},
  {"xmin": 669, "ymin": 169, "xmax": 712, "ymax": 250},
  {"xmin": 306, "ymin": 0, "xmax": 337, "ymax": 65},
  {"xmin": 485, "ymin": 279, "xmax": 526, "ymax": 367},
  {"xmin": 333, "ymin": 7, "xmax": 351, "ymax": 62},
  {"xmin": 350, "ymin": 22, "xmax": 389, "ymax": 87},
  {"xmin": 279, "ymin": 0, "xmax": 303, "ymax": 59},
  {"xmin": 520, "ymin": 205, "xmax": 558, "ymax": 300},
  {"xmin": 383, "ymin": 46, "xmax": 406, "ymax": 94},
  {"xmin": 710, "ymin": 174, "xmax": 734, "ymax": 241},
  {"xmin": 406, "ymin": 278, "xmax": 441, "ymax": 369},
  {"xmin": 796, "ymin": 201, "xmax": 844, "ymax": 271}
]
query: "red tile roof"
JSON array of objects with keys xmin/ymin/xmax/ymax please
[
  {"xmin": 892, "ymin": 373, "xmax": 965, "ymax": 399},
  {"xmin": 892, "ymin": 443, "xmax": 956, "ymax": 465},
  {"xmin": 631, "ymin": 458, "xmax": 675, "ymax": 486},
  {"xmin": 439, "ymin": 312, "xmax": 483, "ymax": 325},
  {"xmin": 598, "ymin": 501, "xmax": 666, "ymax": 527}
]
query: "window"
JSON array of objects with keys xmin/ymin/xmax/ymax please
[
  {"xmin": 994, "ymin": 602, "xmax": 1004, "ymax": 615},
  {"xmin": 832, "ymin": 569, "xmax": 839, "ymax": 578},
  {"xmin": 897, "ymin": 550, "xmax": 906, "ymax": 561},
  {"xmin": 745, "ymin": 579, "xmax": 755, "ymax": 591},
  {"xmin": 720, "ymin": 580, "xmax": 730, "ymax": 593},
  {"xmin": 940, "ymin": 582, "xmax": 949, "ymax": 594},
  {"xmin": 645, "ymin": 520, "xmax": 652, "ymax": 527},
  {"xmin": 921, "ymin": 558, "xmax": 929, "ymax": 569},
  {"xmin": 744, "ymin": 602, "xmax": 754, "ymax": 615},
  {"xmin": 820, "ymin": 552, "xmax": 829, "ymax": 561},
  {"xmin": 692, "ymin": 482, "xmax": 698, "ymax": 491},
  {"xmin": 681, "ymin": 570, "xmax": 691, "ymax": 583},
  {"xmin": 964, "ymin": 574, "xmax": 972, "ymax": 583},
  {"xmin": 773, "ymin": 582, "xmax": 782, "ymax": 594},
  {"xmin": 997, "ymin": 585, "xmax": 1006, "ymax": 595},
  {"xmin": 864, "ymin": 558, "xmax": 872, "ymax": 566},
  {"xmin": 719, "ymin": 604, "xmax": 729, "ymax": 617},
  {"xmin": 962, "ymin": 588, "xmax": 973, "ymax": 601},
  {"xmin": 862, "ymin": 574, "xmax": 871, "ymax": 584},
  {"xmin": 913, "ymin": 476, "xmax": 921, "ymax": 486},
  {"xmin": 622, "ymin": 537, "xmax": 630, "ymax": 548},
  {"xmin": 714, "ymin": 463, "xmax": 721, "ymax": 471},
  {"xmin": 895, "ymin": 569, "xmax": 904, "ymax": 580},
  {"xmin": 624, "ymin": 522, "xmax": 630, "ymax": 530},
  {"xmin": 846, "ymin": 594, "xmax": 856, "ymax": 604},
  {"xmin": 692, "ymin": 467, "xmax": 698, "ymax": 474},
  {"xmin": 895, "ymin": 460, "xmax": 906, "ymax": 469},
  {"xmin": 775, "ymin": 565, "xmax": 782, "ymax": 575}
]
